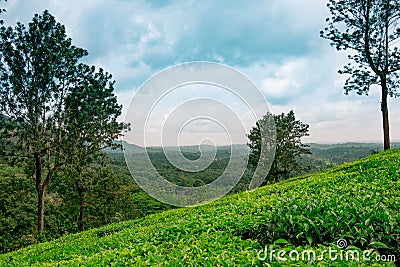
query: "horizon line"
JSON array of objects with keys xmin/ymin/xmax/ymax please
[{"xmin": 120, "ymin": 140, "xmax": 400, "ymax": 148}]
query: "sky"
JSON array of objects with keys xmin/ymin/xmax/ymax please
[{"xmin": 2, "ymin": 0, "xmax": 399, "ymax": 146}]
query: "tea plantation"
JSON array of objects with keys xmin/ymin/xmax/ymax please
[{"xmin": 1, "ymin": 149, "xmax": 399, "ymax": 266}]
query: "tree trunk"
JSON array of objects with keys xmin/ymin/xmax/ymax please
[
  {"xmin": 381, "ymin": 77, "xmax": 391, "ymax": 150},
  {"xmin": 273, "ymin": 159, "xmax": 278, "ymax": 183},
  {"xmin": 79, "ymin": 196, "xmax": 85, "ymax": 232},
  {"xmin": 35, "ymin": 152, "xmax": 52, "ymax": 234},
  {"xmin": 37, "ymin": 187, "xmax": 45, "ymax": 234},
  {"xmin": 76, "ymin": 180, "xmax": 85, "ymax": 232},
  {"xmin": 35, "ymin": 153, "xmax": 45, "ymax": 234}
]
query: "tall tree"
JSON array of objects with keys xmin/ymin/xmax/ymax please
[
  {"xmin": 248, "ymin": 110, "xmax": 310, "ymax": 184},
  {"xmin": 0, "ymin": 11, "xmax": 129, "ymax": 233},
  {"xmin": 321, "ymin": 0, "xmax": 400, "ymax": 150},
  {"xmin": 64, "ymin": 64, "xmax": 129, "ymax": 231}
]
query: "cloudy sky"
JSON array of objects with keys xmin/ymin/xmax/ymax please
[{"xmin": 2, "ymin": 0, "xmax": 399, "ymax": 146}]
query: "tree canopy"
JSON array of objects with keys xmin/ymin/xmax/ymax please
[
  {"xmin": 0, "ymin": 10, "xmax": 129, "ymax": 233},
  {"xmin": 248, "ymin": 110, "xmax": 310, "ymax": 184}
]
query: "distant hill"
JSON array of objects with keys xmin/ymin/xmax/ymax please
[
  {"xmin": 107, "ymin": 141, "xmax": 400, "ymax": 155},
  {"xmin": 307, "ymin": 142, "xmax": 400, "ymax": 150},
  {"xmin": 306, "ymin": 142, "xmax": 400, "ymax": 162},
  {"xmin": 107, "ymin": 141, "xmax": 400, "ymax": 175},
  {"xmin": 103, "ymin": 140, "xmax": 146, "ymax": 154},
  {"xmin": 147, "ymin": 144, "xmax": 249, "ymax": 152},
  {"xmin": 106, "ymin": 142, "xmax": 250, "ymax": 155}
]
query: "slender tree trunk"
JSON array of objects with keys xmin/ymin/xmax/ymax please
[
  {"xmin": 76, "ymin": 180, "xmax": 85, "ymax": 232},
  {"xmin": 34, "ymin": 152, "xmax": 53, "ymax": 234},
  {"xmin": 37, "ymin": 187, "xmax": 45, "ymax": 234},
  {"xmin": 381, "ymin": 77, "xmax": 391, "ymax": 150},
  {"xmin": 273, "ymin": 159, "xmax": 278, "ymax": 183},
  {"xmin": 382, "ymin": 0, "xmax": 391, "ymax": 151},
  {"xmin": 79, "ymin": 194, "xmax": 85, "ymax": 232},
  {"xmin": 35, "ymin": 153, "xmax": 45, "ymax": 234}
]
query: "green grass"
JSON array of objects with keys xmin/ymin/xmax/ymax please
[{"xmin": 1, "ymin": 149, "xmax": 399, "ymax": 266}]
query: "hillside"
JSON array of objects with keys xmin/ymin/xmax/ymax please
[
  {"xmin": 1, "ymin": 149, "xmax": 399, "ymax": 266},
  {"xmin": 102, "ymin": 141, "xmax": 146, "ymax": 154}
]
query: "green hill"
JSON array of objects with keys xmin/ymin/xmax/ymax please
[{"xmin": 1, "ymin": 149, "xmax": 399, "ymax": 266}]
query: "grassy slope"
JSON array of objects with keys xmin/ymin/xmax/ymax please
[{"xmin": 1, "ymin": 149, "xmax": 399, "ymax": 266}]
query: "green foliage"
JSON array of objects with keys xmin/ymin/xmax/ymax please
[
  {"xmin": 0, "ymin": 164, "xmax": 36, "ymax": 253},
  {"xmin": 0, "ymin": 161, "xmax": 170, "ymax": 253},
  {"xmin": 0, "ymin": 10, "xmax": 129, "ymax": 233},
  {"xmin": 1, "ymin": 149, "xmax": 398, "ymax": 266},
  {"xmin": 248, "ymin": 110, "xmax": 310, "ymax": 184},
  {"xmin": 148, "ymin": 148, "xmax": 230, "ymax": 186},
  {"xmin": 2, "ymin": 142, "xmax": 397, "ymax": 254},
  {"xmin": 119, "ymin": 145, "xmax": 253, "ymax": 190},
  {"xmin": 321, "ymin": 0, "xmax": 400, "ymax": 96}
]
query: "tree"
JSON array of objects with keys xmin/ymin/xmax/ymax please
[
  {"xmin": 248, "ymin": 110, "xmax": 310, "ymax": 184},
  {"xmin": 321, "ymin": 0, "xmax": 400, "ymax": 150},
  {"xmin": 63, "ymin": 64, "xmax": 130, "ymax": 231},
  {"xmin": 0, "ymin": 11, "xmax": 129, "ymax": 234}
]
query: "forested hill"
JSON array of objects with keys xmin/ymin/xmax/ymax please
[
  {"xmin": 108, "ymin": 141, "xmax": 400, "ymax": 174},
  {"xmin": 301, "ymin": 142, "xmax": 400, "ymax": 170},
  {"xmin": 1, "ymin": 149, "xmax": 399, "ymax": 266}
]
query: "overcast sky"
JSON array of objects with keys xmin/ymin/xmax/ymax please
[{"xmin": 2, "ymin": 0, "xmax": 399, "ymax": 146}]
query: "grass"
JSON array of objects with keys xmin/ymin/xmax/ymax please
[{"xmin": 1, "ymin": 149, "xmax": 399, "ymax": 266}]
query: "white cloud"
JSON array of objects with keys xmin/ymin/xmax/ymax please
[
  {"xmin": 2, "ymin": 0, "xmax": 399, "ymax": 145},
  {"xmin": 262, "ymin": 78, "xmax": 300, "ymax": 98}
]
